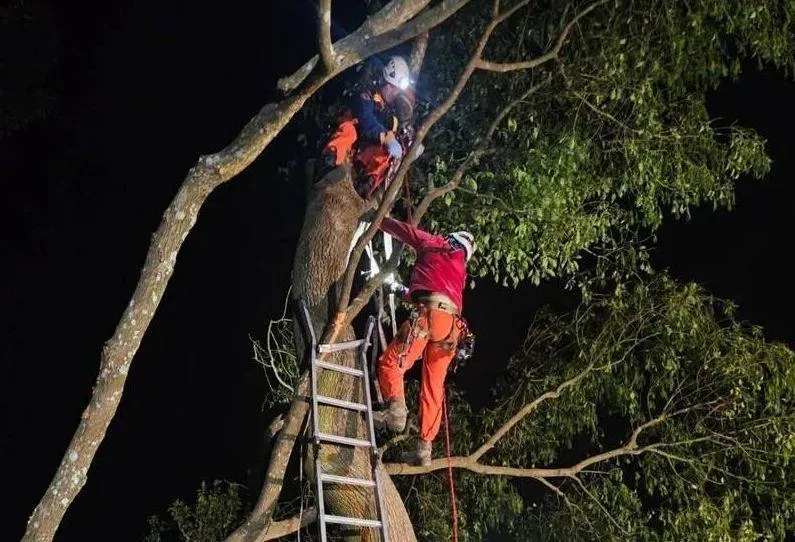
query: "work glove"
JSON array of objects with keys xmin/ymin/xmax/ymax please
[{"xmin": 385, "ymin": 138, "xmax": 403, "ymax": 159}]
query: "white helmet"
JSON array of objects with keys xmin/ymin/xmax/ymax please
[
  {"xmin": 383, "ymin": 56, "xmax": 411, "ymax": 90},
  {"xmin": 448, "ymin": 231, "xmax": 475, "ymax": 262}
]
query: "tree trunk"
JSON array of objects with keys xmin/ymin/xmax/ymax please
[{"xmin": 291, "ymin": 166, "xmax": 417, "ymax": 541}]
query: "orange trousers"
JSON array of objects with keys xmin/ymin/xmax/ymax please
[
  {"xmin": 324, "ymin": 120, "xmax": 392, "ymax": 191},
  {"xmin": 378, "ymin": 306, "xmax": 460, "ymax": 443},
  {"xmin": 325, "ymin": 119, "xmax": 358, "ymax": 166}
]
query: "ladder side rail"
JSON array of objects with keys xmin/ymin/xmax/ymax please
[
  {"xmin": 360, "ymin": 316, "xmax": 390, "ymax": 542},
  {"xmin": 373, "ymin": 467, "xmax": 390, "ymax": 542},
  {"xmin": 315, "ymin": 460, "xmax": 328, "ymax": 542},
  {"xmin": 360, "ymin": 316, "xmax": 378, "ymax": 448},
  {"xmin": 301, "ymin": 300, "xmax": 322, "ymax": 444}
]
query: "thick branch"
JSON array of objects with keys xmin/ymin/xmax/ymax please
[
  {"xmin": 279, "ymin": 0, "xmax": 468, "ymax": 93},
  {"xmin": 21, "ymin": 83, "xmax": 322, "ymax": 542},
  {"xmin": 318, "ymin": 0, "xmax": 335, "ymax": 72},
  {"xmin": 385, "ymin": 403, "xmax": 711, "ymax": 480},
  {"xmin": 364, "ymin": 0, "xmax": 433, "ymax": 37}
]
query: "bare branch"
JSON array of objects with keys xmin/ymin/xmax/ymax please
[
  {"xmin": 537, "ymin": 477, "xmax": 579, "ymax": 513},
  {"xmin": 409, "ymin": 32, "xmax": 430, "ymax": 77},
  {"xmin": 476, "ymin": 1, "xmax": 606, "ymax": 72},
  {"xmin": 365, "ymin": 0, "xmax": 433, "ymax": 37},
  {"xmin": 318, "ymin": 0, "xmax": 335, "ymax": 72}
]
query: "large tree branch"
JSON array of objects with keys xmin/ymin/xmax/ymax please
[
  {"xmin": 22, "ymin": 84, "xmax": 322, "ymax": 542},
  {"xmin": 279, "ymin": 0, "xmax": 468, "ymax": 93}
]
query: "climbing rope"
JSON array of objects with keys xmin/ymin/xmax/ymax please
[{"xmin": 443, "ymin": 393, "xmax": 459, "ymax": 542}]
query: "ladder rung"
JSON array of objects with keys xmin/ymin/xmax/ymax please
[
  {"xmin": 316, "ymin": 360, "xmax": 364, "ymax": 377},
  {"xmin": 317, "ymin": 395, "xmax": 368, "ymax": 412},
  {"xmin": 320, "ymin": 473, "xmax": 376, "ymax": 487},
  {"xmin": 324, "ymin": 515, "xmax": 382, "ymax": 529},
  {"xmin": 317, "ymin": 339, "xmax": 365, "ymax": 354},
  {"xmin": 316, "ymin": 432, "xmax": 372, "ymax": 448}
]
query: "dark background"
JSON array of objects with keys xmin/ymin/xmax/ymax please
[{"xmin": 1, "ymin": 1, "xmax": 792, "ymax": 540}]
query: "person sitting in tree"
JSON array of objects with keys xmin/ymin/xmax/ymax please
[{"xmin": 320, "ymin": 55, "xmax": 416, "ymax": 198}]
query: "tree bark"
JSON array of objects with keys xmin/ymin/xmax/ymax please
[{"xmin": 290, "ymin": 167, "xmax": 417, "ymax": 541}]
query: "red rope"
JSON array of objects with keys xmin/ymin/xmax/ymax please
[{"xmin": 443, "ymin": 392, "xmax": 459, "ymax": 542}]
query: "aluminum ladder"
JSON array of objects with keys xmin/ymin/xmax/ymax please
[{"xmin": 300, "ymin": 301, "xmax": 389, "ymax": 542}]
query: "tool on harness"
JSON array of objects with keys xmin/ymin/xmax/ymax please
[{"xmin": 451, "ymin": 320, "xmax": 475, "ymax": 374}]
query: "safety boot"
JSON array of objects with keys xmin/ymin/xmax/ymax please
[
  {"xmin": 400, "ymin": 439, "xmax": 432, "ymax": 467},
  {"xmin": 372, "ymin": 399, "xmax": 407, "ymax": 433}
]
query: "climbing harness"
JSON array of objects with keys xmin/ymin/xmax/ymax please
[{"xmin": 300, "ymin": 301, "xmax": 390, "ymax": 542}]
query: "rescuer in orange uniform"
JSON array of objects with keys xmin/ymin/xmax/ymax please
[
  {"xmin": 373, "ymin": 217, "xmax": 475, "ymax": 466},
  {"xmin": 321, "ymin": 56, "xmax": 415, "ymax": 198}
]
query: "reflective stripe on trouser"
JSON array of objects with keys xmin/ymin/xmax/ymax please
[{"xmin": 378, "ymin": 306, "xmax": 458, "ymax": 443}]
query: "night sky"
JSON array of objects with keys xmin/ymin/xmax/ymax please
[{"xmin": 1, "ymin": 2, "xmax": 793, "ymax": 541}]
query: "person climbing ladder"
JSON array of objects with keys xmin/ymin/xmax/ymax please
[{"xmin": 372, "ymin": 216, "xmax": 475, "ymax": 466}]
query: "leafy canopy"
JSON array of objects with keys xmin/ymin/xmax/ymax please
[{"xmin": 417, "ymin": 0, "xmax": 791, "ymax": 289}]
